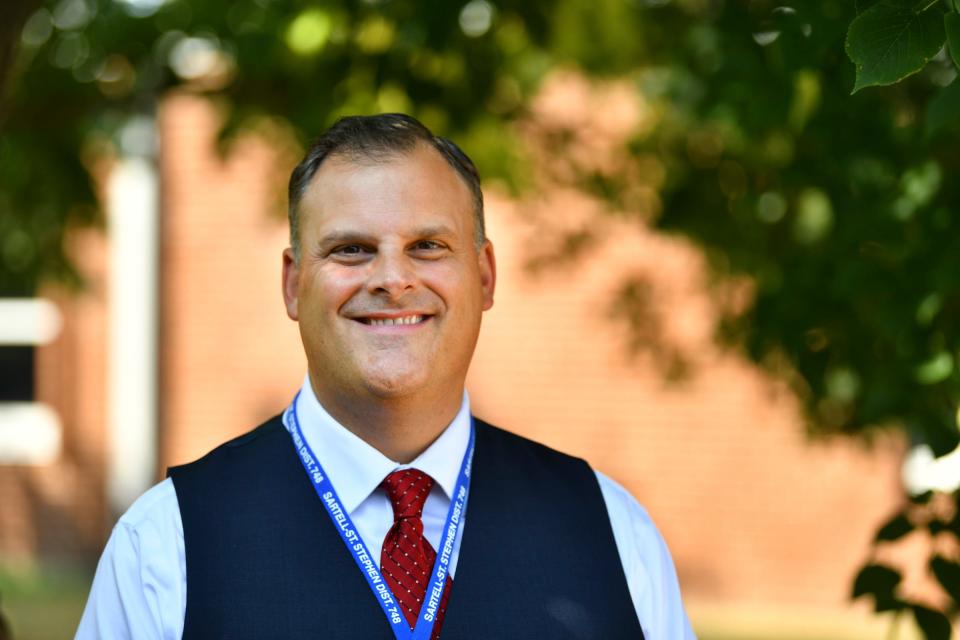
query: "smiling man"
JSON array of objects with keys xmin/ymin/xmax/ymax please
[
  {"xmin": 284, "ymin": 139, "xmax": 494, "ymax": 464},
  {"xmin": 76, "ymin": 114, "xmax": 694, "ymax": 639}
]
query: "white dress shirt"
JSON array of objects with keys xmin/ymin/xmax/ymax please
[{"xmin": 76, "ymin": 378, "xmax": 695, "ymax": 639}]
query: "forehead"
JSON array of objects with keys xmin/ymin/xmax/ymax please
[{"xmin": 299, "ymin": 143, "xmax": 475, "ymax": 236}]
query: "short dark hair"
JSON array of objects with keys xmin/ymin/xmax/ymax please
[{"xmin": 287, "ymin": 113, "xmax": 485, "ymax": 261}]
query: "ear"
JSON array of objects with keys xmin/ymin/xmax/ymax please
[
  {"xmin": 478, "ymin": 240, "xmax": 496, "ymax": 311},
  {"xmin": 282, "ymin": 247, "xmax": 300, "ymax": 321}
]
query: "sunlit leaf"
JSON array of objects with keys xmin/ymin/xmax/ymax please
[
  {"xmin": 916, "ymin": 294, "xmax": 943, "ymax": 326},
  {"xmin": 846, "ymin": 2, "xmax": 945, "ymax": 92},
  {"xmin": 915, "ymin": 352, "xmax": 953, "ymax": 385},
  {"xmin": 788, "ymin": 69, "xmax": 821, "ymax": 132},
  {"xmin": 793, "ymin": 188, "xmax": 833, "ymax": 244},
  {"xmin": 285, "ymin": 9, "xmax": 333, "ymax": 57}
]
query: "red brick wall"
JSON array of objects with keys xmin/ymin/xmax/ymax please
[{"xmin": 158, "ymin": 94, "xmax": 305, "ymax": 468}]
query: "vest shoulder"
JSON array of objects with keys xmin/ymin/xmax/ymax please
[
  {"xmin": 473, "ymin": 417, "xmax": 592, "ymax": 471},
  {"xmin": 167, "ymin": 414, "xmax": 286, "ymax": 478}
]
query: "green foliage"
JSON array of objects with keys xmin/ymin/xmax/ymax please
[
  {"xmin": 851, "ymin": 563, "xmax": 903, "ymax": 612},
  {"xmin": 856, "ymin": 495, "xmax": 960, "ymax": 637},
  {"xmin": 875, "ymin": 512, "xmax": 914, "ymax": 541},
  {"xmin": 584, "ymin": 0, "xmax": 960, "ymax": 463},
  {"xmin": 946, "ymin": 12, "xmax": 960, "ymax": 67},
  {"xmin": 930, "ymin": 555, "xmax": 960, "ymax": 602},
  {"xmin": 845, "ymin": 0, "xmax": 960, "ymax": 94},
  {"xmin": 913, "ymin": 605, "xmax": 952, "ymax": 640},
  {"xmin": 846, "ymin": 1, "xmax": 945, "ymax": 92},
  {"xmin": 0, "ymin": 0, "xmax": 556, "ymax": 295}
]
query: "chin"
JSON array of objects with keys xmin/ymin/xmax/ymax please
[{"xmin": 360, "ymin": 367, "xmax": 430, "ymax": 399}]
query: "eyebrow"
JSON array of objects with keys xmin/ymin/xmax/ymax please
[
  {"xmin": 410, "ymin": 224, "xmax": 456, "ymax": 239},
  {"xmin": 317, "ymin": 231, "xmax": 376, "ymax": 248},
  {"xmin": 317, "ymin": 224, "xmax": 457, "ymax": 247}
]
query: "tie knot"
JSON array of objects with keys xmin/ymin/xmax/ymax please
[{"xmin": 381, "ymin": 469, "xmax": 435, "ymax": 521}]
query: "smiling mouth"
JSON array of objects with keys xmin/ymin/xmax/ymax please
[{"xmin": 356, "ymin": 315, "xmax": 429, "ymax": 326}]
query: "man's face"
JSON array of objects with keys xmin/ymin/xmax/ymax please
[{"xmin": 282, "ymin": 143, "xmax": 496, "ymax": 406}]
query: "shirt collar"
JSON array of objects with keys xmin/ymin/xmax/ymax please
[{"xmin": 293, "ymin": 375, "xmax": 472, "ymax": 513}]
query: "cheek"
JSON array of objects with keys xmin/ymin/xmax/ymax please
[
  {"xmin": 422, "ymin": 261, "xmax": 481, "ymax": 304},
  {"xmin": 304, "ymin": 266, "xmax": 363, "ymax": 314}
]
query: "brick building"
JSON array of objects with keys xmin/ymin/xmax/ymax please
[{"xmin": 0, "ymin": 93, "xmax": 913, "ymax": 635}]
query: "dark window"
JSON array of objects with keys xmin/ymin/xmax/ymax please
[{"xmin": 0, "ymin": 346, "xmax": 34, "ymax": 402}]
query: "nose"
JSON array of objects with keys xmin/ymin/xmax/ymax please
[{"xmin": 365, "ymin": 250, "xmax": 417, "ymax": 299}]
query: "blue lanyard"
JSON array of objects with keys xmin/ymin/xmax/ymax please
[{"xmin": 283, "ymin": 392, "xmax": 475, "ymax": 640}]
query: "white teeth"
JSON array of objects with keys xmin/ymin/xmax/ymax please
[{"xmin": 367, "ymin": 315, "xmax": 423, "ymax": 326}]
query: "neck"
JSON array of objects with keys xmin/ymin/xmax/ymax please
[{"xmin": 308, "ymin": 374, "xmax": 463, "ymax": 463}]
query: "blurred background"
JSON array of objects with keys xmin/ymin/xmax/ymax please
[{"xmin": 2, "ymin": 0, "xmax": 960, "ymax": 638}]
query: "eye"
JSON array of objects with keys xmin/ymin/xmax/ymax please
[
  {"xmin": 330, "ymin": 244, "xmax": 372, "ymax": 260},
  {"xmin": 411, "ymin": 240, "xmax": 445, "ymax": 252}
]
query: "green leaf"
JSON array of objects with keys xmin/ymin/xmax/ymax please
[
  {"xmin": 853, "ymin": 564, "xmax": 902, "ymax": 597},
  {"xmin": 876, "ymin": 512, "xmax": 915, "ymax": 541},
  {"xmin": 852, "ymin": 564, "xmax": 904, "ymax": 612},
  {"xmin": 915, "ymin": 351, "xmax": 953, "ymax": 384},
  {"xmin": 930, "ymin": 555, "xmax": 960, "ymax": 603},
  {"xmin": 912, "ymin": 605, "xmax": 952, "ymax": 640},
  {"xmin": 946, "ymin": 12, "xmax": 960, "ymax": 69},
  {"xmin": 855, "ymin": 0, "xmax": 885, "ymax": 14},
  {"xmin": 929, "ymin": 518, "xmax": 949, "ymax": 535},
  {"xmin": 846, "ymin": 2, "xmax": 946, "ymax": 92},
  {"xmin": 927, "ymin": 425, "xmax": 960, "ymax": 458}
]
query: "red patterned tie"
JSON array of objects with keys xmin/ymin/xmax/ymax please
[{"xmin": 380, "ymin": 469, "xmax": 453, "ymax": 638}]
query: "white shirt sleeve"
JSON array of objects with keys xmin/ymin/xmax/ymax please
[
  {"xmin": 596, "ymin": 471, "xmax": 696, "ymax": 640},
  {"xmin": 75, "ymin": 472, "xmax": 693, "ymax": 640},
  {"xmin": 74, "ymin": 478, "xmax": 186, "ymax": 640}
]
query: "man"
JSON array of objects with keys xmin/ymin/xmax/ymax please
[{"xmin": 77, "ymin": 114, "xmax": 694, "ymax": 639}]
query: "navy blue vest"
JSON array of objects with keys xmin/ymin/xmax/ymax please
[{"xmin": 169, "ymin": 416, "xmax": 644, "ymax": 639}]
